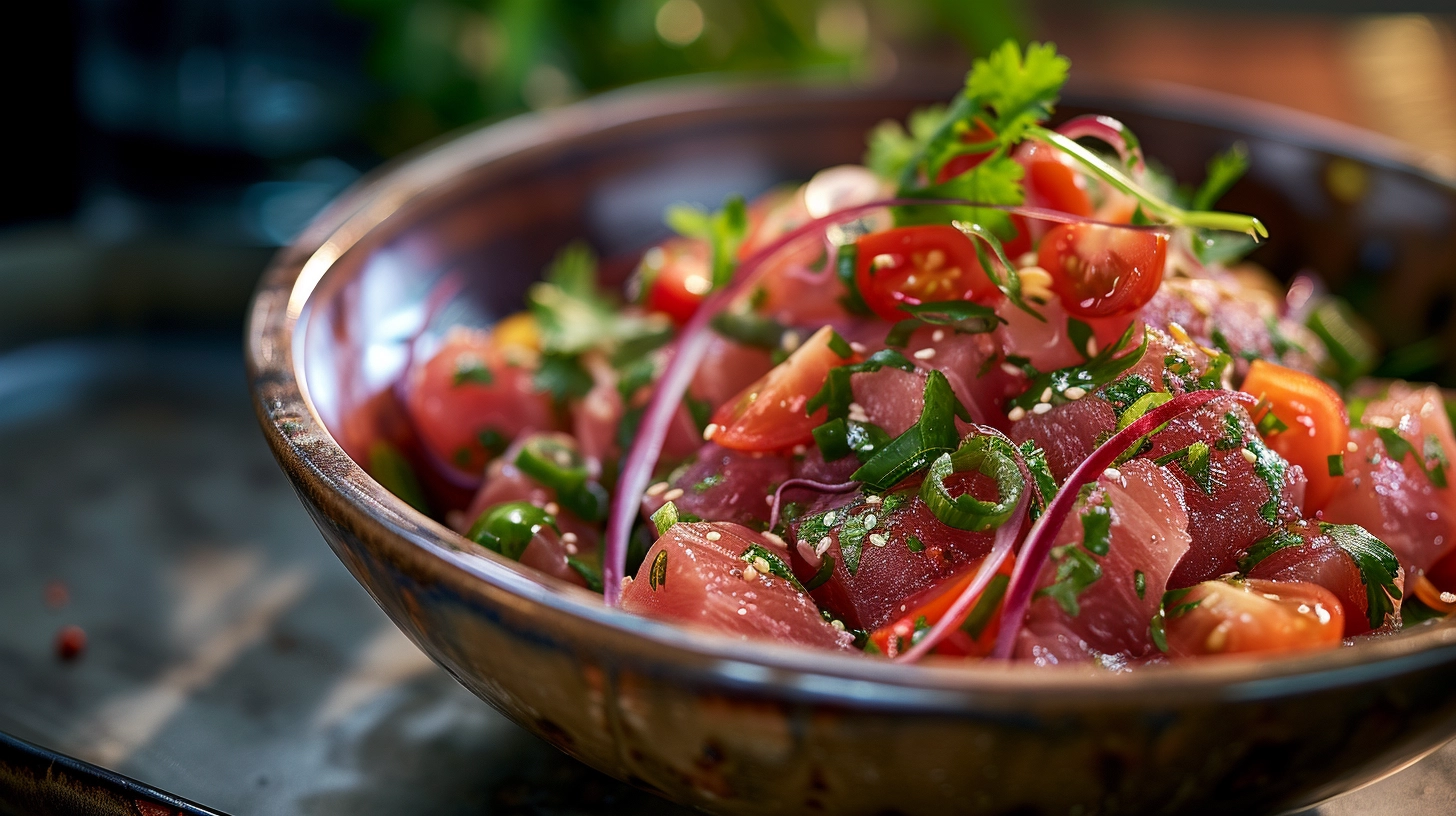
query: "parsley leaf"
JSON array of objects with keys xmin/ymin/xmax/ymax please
[
  {"xmin": 884, "ymin": 299, "xmax": 1005, "ymax": 347},
  {"xmin": 1009, "ymin": 323, "xmax": 1149, "ymax": 412},
  {"xmin": 1190, "ymin": 142, "xmax": 1250, "ymax": 211},
  {"xmin": 665, "ymin": 194, "xmax": 747, "ymax": 288},
  {"xmin": 1322, "ymin": 522, "xmax": 1402, "ymax": 629},
  {"xmin": 529, "ymin": 242, "xmax": 673, "ymax": 361}
]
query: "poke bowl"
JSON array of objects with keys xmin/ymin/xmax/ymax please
[{"xmin": 247, "ymin": 47, "xmax": 1456, "ymax": 815}]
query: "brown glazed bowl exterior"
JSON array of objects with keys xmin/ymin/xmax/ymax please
[{"xmin": 247, "ymin": 78, "xmax": 1456, "ymax": 815}]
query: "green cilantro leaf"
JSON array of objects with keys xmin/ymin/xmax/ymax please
[
  {"xmin": 1322, "ymin": 522, "xmax": 1402, "ymax": 629},
  {"xmin": 666, "ymin": 194, "xmax": 747, "ymax": 288}
]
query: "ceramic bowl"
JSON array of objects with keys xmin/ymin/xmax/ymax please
[{"xmin": 247, "ymin": 78, "xmax": 1456, "ymax": 815}]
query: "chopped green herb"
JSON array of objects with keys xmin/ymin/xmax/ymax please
[
  {"xmin": 1080, "ymin": 500, "xmax": 1113, "ymax": 556},
  {"xmin": 839, "ymin": 513, "xmax": 871, "ymax": 575},
  {"xmin": 534, "ymin": 353, "xmax": 595, "ymax": 401},
  {"xmin": 693, "ymin": 473, "xmax": 725, "ymax": 494},
  {"xmin": 1190, "ymin": 141, "xmax": 1249, "ymax": 211},
  {"xmin": 1425, "ymin": 435, "xmax": 1449, "ymax": 488},
  {"xmin": 740, "ymin": 544, "xmax": 806, "ymax": 592},
  {"xmin": 805, "ymin": 349, "xmax": 917, "ymax": 421},
  {"xmin": 666, "ymin": 194, "xmax": 747, "ymax": 288},
  {"xmin": 962, "ymin": 574, "xmax": 1011, "ymax": 639},
  {"xmin": 648, "ymin": 550, "xmax": 669, "ymax": 591},
  {"xmin": 567, "ymin": 555, "xmax": 604, "ymax": 593},
  {"xmin": 906, "ymin": 535, "xmax": 925, "ymax": 553},
  {"xmin": 884, "ymin": 299, "xmax": 1005, "ymax": 347},
  {"xmin": 803, "ymin": 554, "xmax": 836, "ymax": 591},
  {"xmin": 530, "ymin": 242, "xmax": 672, "ymax": 364},
  {"xmin": 710, "ymin": 310, "xmax": 789, "ymax": 349},
  {"xmin": 852, "ymin": 371, "xmax": 968, "ymax": 492},
  {"xmin": 1036, "ymin": 543, "xmax": 1102, "ymax": 617},
  {"xmin": 834, "ymin": 244, "xmax": 874, "ymax": 316},
  {"xmin": 1237, "ymin": 526, "xmax": 1305, "ymax": 574},
  {"xmin": 1154, "ymin": 441, "xmax": 1213, "ymax": 493},
  {"xmin": 1099, "ymin": 375, "xmax": 1155, "ymax": 420},
  {"xmin": 827, "ymin": 330, "xmax": 854, "ymax": 359},
  {"xmin": 1067, "ymin": 318, "xmax": 1094, "ymax": 360},
  {"xmin": 1009, "ymin": 324, "xmax": 1149, "ymax": 413},
  {"xmin": 651, "ymin": 501, "xmax": 680, "ymax": 537},
  {"xmin": 1133, "ymin": 569, "xmax": 1146, "ymax": 600},
  {"xmin": 1019, "ymin": 440, "xmax": 1060, "ymax": 521},
  {"xmin": 452, "ymin": 357, "xmax": 494, "ymax": 387},
  {"xmin": 478, "ymin": 428, "xmax": 507, "ymax": 459},
  {"xmin": 1322, "ymin": 522, "xmax": 1402, "ymax": 628},
  {"xmin": 1328, "ymin": 453, "xmax": 1346, "ymax": 477},
  {"xmin": 1376, "ymin": 427, "xmax": 1450, "ymax": 487},
  {"xmin": 1244, "ymin": 429, "xmax": 1290, "ymax": 524},
  {"xmin": 367, "ymin": 441, "xmax": 431, "ymax": 515},
  {"xmin": 813, "ymin": 418, "xmax": 892, "ymax": 463}
]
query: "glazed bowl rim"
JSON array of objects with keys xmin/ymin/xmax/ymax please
[{"xmin": 247, "ymin": 74, "xmax": 1456, "ymax": 705}]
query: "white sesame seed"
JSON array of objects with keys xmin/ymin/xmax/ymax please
[
  {"xmin": 1039, "ymin": 387, "xmax": 1053, "ymax": 403},
  {"xmin": 1086, "ymin": 337, "xmax": 1099, "ymax": 357},
  {"xmin": 753, "ymin": 557, "xmax": 772, "ymax": 574},
  {"xmin": 646, "ymin": 481, "xmax": 669, "ymax": 496},
  {"xmin": 816, "ymin": 536, "xmax": 832, "ymax": 555},
  {"xmin": 1443, "ymin": 591, "xmax": 1456, "ymax": 604},
  {"xmin": 1103, "ymin": 467, "xmax": 1122, "ymax": 481},
  {"xmin": 1032, "ymin": 402, "xmax": 1053, "ymax": 415},
  {"xmin": 848, "ymin": 402, "xmax": 865, "ymax": 414},
  {"xmin": 705, "ymin": 530, "xmax": 722, "ymax": 541},
  {"xmin": 831, "ymin": 619, "xmax": 846, "ymax": 631},
  {"xmin": 1064, "ymin": 386, "xmax": 1086, "ymax": 400},
  {"xmin": 1347, "ymin": 441, "xmax": 1358, "ymax": 452},
  {"xmin": 544, "ymin": 502, "xmax": 560, "ymax": 516},
  {"xmin": 662, "ymin": 488, "xmax": 684, "ymax": 502},
  {"xmin": 743, "ymin": 565, "xmax": 758, "ymax": 582},
  {"xmin": 781, "ymin": 330, "xmax": 802, "ymax": 352},
  {"xmin": 913, "ymin": 347, "xmax": 937, "ymax": 360},
  {"xmin": 765, "ymin": 494, "xmax": 775, "ymax": 505},
  {"xmin": 562, "ymin": 532, "xmax": 578, "ymax": 544},
  {"xmin": 792, "ymin": 444, "xmax": 807, "ymax": 455},
  {"xmin": 1241, "ymin": 448, "xmax": 1258, "ymax": 464},
  {"xmin": 737, "ymin": 606, "xmax": 749, "ymax": 615},
  {"xmin": 1000, "ymin": 362, "xmax": 1024, "ymax": 378},
  {"xmin": 865, "ymin": 494, "xmax": 882, "ymax": 505},
  {"xmin": 863, "ymin": 513, "xmax": 878, "ymax": 530},
  {"xmin": 869, "ymin": 533, "xmax": 887, "ymax": 548},
  {"xmin": 565, "ymin": 542, "xmax": 579, "ymax": 555},
  {"xmin": 850, "ymin": 341, "xmax": 868, "ymax": 354},
  {"xmin": 823, "ymin": 511, "xmax": 837, "ymax": 525},
  {"xmin": 703, "ymin": 423, "xmax": 719, "ymax": 441},
  {"xmin": 931, "ymin": 329, "xmax": 946, "ymax": 342},
  {"xmin": 1008, "ymin": 406, "xmax": 1027, "ymax": 422}
]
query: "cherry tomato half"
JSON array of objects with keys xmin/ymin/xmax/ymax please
[
  {"xmin": 1163, "ymin": 578, "xmax": 1345, "ymax": 658},
  {"xmin": 639, "ymin": 237, "xmax": 712, "ymax": 325},
  {"xmin": 710, "ymin": 326, "xmax": 857, "ymax": 452},
  {"xmin": 1015, "ymin": 140, "xmax": 1094, "ymax": 218},
  {"xmin": 854, "ymin": 225, "xmax": 999, "ymax": 322},
  {"xmin": 1036, "ymin": 222, "xmax": 1167, "ymax": 318},
  {"xmin": 1239, "ymin": 359, "xmax": 1350, "ymax": 513},
  {"xmin": 869, "ymin": 554, "xmax": 1015, "ymax": 658}
]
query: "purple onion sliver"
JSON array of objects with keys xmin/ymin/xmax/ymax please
[
  {"xmin": 897, "ymin": 425, "xmax": 1030, "ymax": 663},
  {"xmin": 989, "ymin": 389, "xmax": 1226, "ymax": 659},
  {"xmin": 767, "ymin": 478, "xmax": 860, "ymax": 533},
  {"xmin": 1055, "ymin": 115, "xmax": 1146, "ymax": 174}
]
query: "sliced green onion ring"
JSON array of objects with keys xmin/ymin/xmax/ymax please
[{"xmin": 919, "ymin": 435, "xmax": 1025, "ymax": 531}]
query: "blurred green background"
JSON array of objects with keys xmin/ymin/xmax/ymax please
[{"xmin": 337, "ymin": 0, "xmax": 1024, "ymax": 155}]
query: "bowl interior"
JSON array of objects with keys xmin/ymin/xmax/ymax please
[{"xmin": 289, "ymin": 80, "xmax": 1456, "ymax": 676}]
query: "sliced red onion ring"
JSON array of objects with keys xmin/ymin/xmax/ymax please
[
  {"xmin": 897, "ymin": 425, "xmax": 1030, "ymax": 663},
  {"xmin": 989, "ymin": 389, "xmax": 1244, "ymax": 658},
  {"xmin": 767, "ymin": 478, "xmax": 861, "ymax": 533},
  {"xmin": 1055, "ymin": 115, "xmax": 1146, "ymax": 175}
]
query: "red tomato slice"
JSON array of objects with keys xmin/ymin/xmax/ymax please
[
  {"xmin": 1015, "ymin": 140, "xmax": 1094, "ymax": 218},
  {"xmin": 1163, "ymin": 578, "xmax": 1345, "ymax": 658},
  {"xmin": 1036, "ymin": 222, "xmax": 1167, "ymax": 318},
  {"xmin": 710, "ymin": 326, "xmax": 856, "ymax": 452},
  {"xmin": 854, "ymin": 225, "xmax": 999, "ymax": 322},
  {"xmin": 868, "ymin": 554, "xmax": 1015, "ymax": 658},
  {"xmin": 640, "ymin": 237, "xmax": 712, "ymax": 325},
  {"xmin": 1239, "ymin": 360, "xmax": 1350, "ymax": 513}
]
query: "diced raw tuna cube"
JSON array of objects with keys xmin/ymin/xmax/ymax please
[
  {"xmin": 1322, "ymin": 381, "xmax": 1456, "ymax": 575},
  {"xmin": 1016, "ymin": 459, "xmax": 1192, "ymax": 664},
  {"xmin": 621, "ymin": 522, "xmax": 853, "ymax": 650}
]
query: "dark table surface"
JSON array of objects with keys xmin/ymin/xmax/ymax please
[{"xmin": 1, "ymin": 333, "xmax": 1454, "ymax": 815}]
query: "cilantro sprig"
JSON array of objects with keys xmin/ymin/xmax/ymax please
[
  {"xmin": 665, "ymin": 195, "xmax": 748, "ymax": 289},
  {"xmin": 1008, "ymin": 323, "xmax": 1150, "ymax": 413}
]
